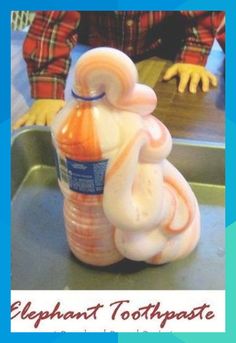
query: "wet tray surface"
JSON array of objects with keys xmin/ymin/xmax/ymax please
[{"xmin": 11, "ymin": 127, "xmax": 225, "ymax": 290}]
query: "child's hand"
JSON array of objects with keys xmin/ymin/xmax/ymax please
[
  {"xmin": 12, "ymin": 99, "xmax": 65, "ymax": 130},
  {"xmin": 163, "ymin": 63, "xmax": 218, "ymax": 94}
]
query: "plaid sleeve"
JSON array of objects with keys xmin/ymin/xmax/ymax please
[
  {"xmin": 23, "ymin": 11, "xmax": 80, "ymax": 99},
  {"xmin": 177, "ymin": 11, "xmax": 225, "ymax": 65}
]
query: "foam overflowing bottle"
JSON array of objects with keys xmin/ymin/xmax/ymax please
[{"xmin": 51, "ymin": 47, "xmax": 200, "ymax": 266}]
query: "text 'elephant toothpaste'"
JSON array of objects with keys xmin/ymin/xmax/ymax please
[{"xmin": 51, "ymin": 47, "xmax": 200, "ymax": 267}]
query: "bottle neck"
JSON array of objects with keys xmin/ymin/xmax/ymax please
[{"xmin": 71, "ymin": 89, "xmax": 105, "ymax": 102}]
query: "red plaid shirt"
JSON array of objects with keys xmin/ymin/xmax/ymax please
[{"xmin": 23, "ymin": 11, "xmax": 225, "ymax": 99}]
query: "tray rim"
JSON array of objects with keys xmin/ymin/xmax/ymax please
[{"xmin": 11, "ymin": 125, "xmax": 226, "ymax": 150}]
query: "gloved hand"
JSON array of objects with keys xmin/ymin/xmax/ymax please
[
  {"xmin": 163, "ymin": 63, "xmax": 218, "ymax": 94},
  {"xmin": 12, "ymin": 99, "xmax": 65, "ymax": 130}
]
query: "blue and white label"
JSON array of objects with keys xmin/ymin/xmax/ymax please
[{"xmin": 66, "ymin": 158, "xmax": 109, "ymax": 195}]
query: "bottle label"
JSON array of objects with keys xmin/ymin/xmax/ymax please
[
  {"xmin": 54, "ymin": 149, "xmax": 69, "ymax": 183},
  {"xmin": 54, "ymin": 151, "xmax": 108, "ymax": 195}
]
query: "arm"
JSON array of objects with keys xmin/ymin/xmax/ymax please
[
  {"xmin": 163, "ymin": 11, "xmax": 224, "ymax": 93},
  {"xmin": 177, "ymin": 10, "xmax": 219, "ymax": 66},
  {"xmin": 24, "ymin": 10, "xmax": 80, "ymax": 99},
  {"xmin": 13, "ymin": 11, "xmax": 80, "ymax": 129}
]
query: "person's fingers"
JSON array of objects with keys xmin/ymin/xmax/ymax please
[
  {"xmin": 56, "ymin": 100, "xmax": 66, "ymax": 109},
  {"xmin": 47, "ymin": 102, "xmax": 64, "ymax": 125},
  {"xmin": 201, "ymin": 74, "xmax": 210, "ymax": 92},
  {"xmin": 12, "ymin": 113, "xmax": 29, "ymax": 130},
  {"xmin": 178, "ymin": 72, "xmax": 190, "ymax": 93},
  {"xmin": 25, "ymin": 113, "xmax": 36, "ymax": 126},
  {"xmin": 163, "ymin": 64, "xmax": 178, "ymax": 80},
  {"xmin": 35, "ymin": 111, "xmax": 47, "ymax": 126},
  {"xmin": 189, "ymin": 73, "xmax": 201, "ymax": 94},
  {"xmin": 46, "ymin": 111, "xmax": 58, "ymax": 126},
  {"xmin": 206, "ymin": 71, "xmax": 218, "ymax": 87}
]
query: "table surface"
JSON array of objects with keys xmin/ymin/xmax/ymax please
[{"xmin": 11, "ymin": 30, "xmax": 225, "ymax": 143}]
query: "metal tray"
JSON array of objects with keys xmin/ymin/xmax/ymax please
[{"xmin": 11, "ymin": 127, "xmax": 225, "ymax": 290}]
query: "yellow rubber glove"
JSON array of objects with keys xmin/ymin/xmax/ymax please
[
  {"xmin": 12, "ymin": 99, "xmax": 65, "ymax": 130},
  {"xmin": 163, "ymin": 63, "xmax": 218, "ymax": 94}
]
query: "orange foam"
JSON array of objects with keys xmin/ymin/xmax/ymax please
[{"xmin": 105, "ymin": 131, "xmax": 145, "ymax": 182}]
